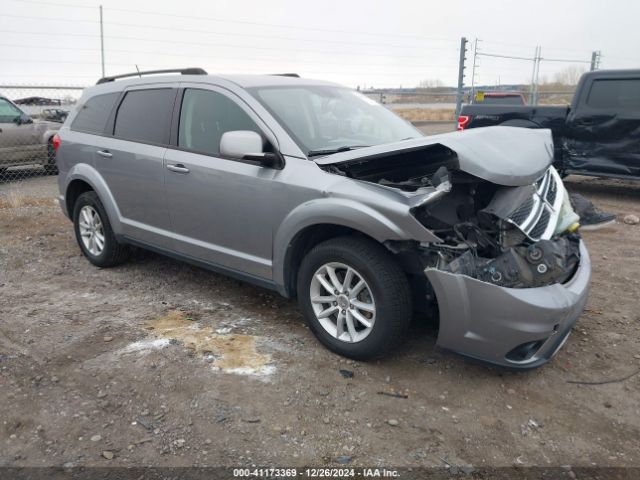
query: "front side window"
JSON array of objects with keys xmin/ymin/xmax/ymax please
[
  {"xmin": 113, "ymin": 89, "xmax": 175, "ymax": 144},
  {"xmin": 249, "ymin": 86, "xmax": 420, "ymax": 155},
  {"xmin": 0, "ymin": 97, "xmax": 23, "ymax": 123},
  {"xmin": 586, "ymin": 78, "xmax": 640, "ymax": 111},
  {"xmin": 71, "ymin": 92, "xmax": 119, "ymax": 134},
  {"xmin": 178, "ymin": 89, "xmax": 260, "ymax": 156}
]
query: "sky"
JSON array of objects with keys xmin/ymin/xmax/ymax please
[{"xmin": 0, "ymin": 0, "xmax": 638, "ymax": 88}]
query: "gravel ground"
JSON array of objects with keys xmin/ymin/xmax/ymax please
[{"xmin": 1, "ymin": 156, "xmax": 639, "ymax": 471}]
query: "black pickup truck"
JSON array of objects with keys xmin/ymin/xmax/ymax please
[{"xmin": 458, "ymin": 69, "xmax": 640, "ymax": 179}]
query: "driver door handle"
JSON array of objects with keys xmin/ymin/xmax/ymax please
[
  {"xmin": 97, "ymin": 149, "xmax": 113, "ymax": 158},
  {"xmin": 166, "ymin": 163, "xmax": 190, "ymax": 174}
]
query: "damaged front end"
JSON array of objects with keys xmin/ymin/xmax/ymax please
[
  {"xmin": 414, "ymin": 166, "xmax": 582, "ymax": 290},
  {"xmin": 317, "ymin": 127, "xmax": 591, "ymax": 368}
]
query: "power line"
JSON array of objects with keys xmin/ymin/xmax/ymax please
[
  {"xmin": 7, "ymin": 0, "xmax": 454, "ymax": 42},
  {"xmin": 0, "ymin": 58, "xmax": 455, "ymax": 78},
  {"xmin": 0, "ymin": 43, "xmax": 456, "ymax": 69},
  {"xmin": 0, "ymin": 14, "xmax": 458, "ymax": 51},
  {"xmin": 0, "ymin": 29, "xmax": 452, "ymax": 60},
  {"xmin": 477, "ymin": 52, "xmax": 533, "ymax": 61},
  {"xmin": 542, "ymin": 57, "xmax": 591, "ymax": 64}
]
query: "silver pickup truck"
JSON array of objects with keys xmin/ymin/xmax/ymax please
[{"xmin": 0, "ymin": 95, "xmax": 61, "ymax": 174}]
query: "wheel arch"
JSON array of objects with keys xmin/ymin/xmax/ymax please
[
  {"xmin": 63, "ymin": 165, "xmax": 122, "ymax": 234},
  {"xmin": 280, "ymin": 223, "xmax": 384, "ymax": 298},
  {"xmin": 65, "ymin": 179, "xmax": 94, "ymax": 216},
  {"xmin": 273, "ymin": 198, "xmax": 433, "ymax": 298}
]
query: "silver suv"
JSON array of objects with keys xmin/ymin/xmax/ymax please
[{"xmin": 55, "ymin": 68, "xmax": 591, "ymax": 368}]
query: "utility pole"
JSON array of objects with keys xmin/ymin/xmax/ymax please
[
  {"xmin": 529, "ymin": 46, "xmax": 541, "ymax": 106},
  {"xmin": 455, "ymin": 37, "xmax": 468, "ymax": 119},
  {"xmin": 590, "ymin": 51, "xmax": 601, "ymax": 71},
  {"xmin": 99, "ymin": 5, "xmax": 105, "ymax": 78},
  {"xmin": 470, "ymin": 38, "xmax": 480, "ymax": 102},
  {"xmin": 533, "ymin": 45, "xmax": 542, "ymax": 105}
]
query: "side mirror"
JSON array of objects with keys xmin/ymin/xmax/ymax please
[
  {"xmin": 14, "ymin": 113, "xmax": 33, "ymax": 125},
  {"xmin": 219, "ymin": 130, "xmax": 282, "ymax": 169}
]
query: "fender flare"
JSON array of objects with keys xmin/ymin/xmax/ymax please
[
  {"xmin": 272, "ymin": 197, "xmax": 433, "ymax": 288},
  {"xmin": 64, "ymin": 164, "xmax": 123, "ymax": 234}
]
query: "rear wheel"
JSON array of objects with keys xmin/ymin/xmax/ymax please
[
  {"xmin": 73, "ymin": 191, "xmax": 129, "ymax": 267},
  {"xmin": 297, "ymin": 236, "xmax": 411, "ymax": 360}
]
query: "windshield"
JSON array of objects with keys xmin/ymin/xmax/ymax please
[{"xmin": 249, "ymin": 85, "xmax": 421, "ymax": 156}]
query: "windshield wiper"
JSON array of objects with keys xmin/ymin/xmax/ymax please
[{"xmin": 307, "ymin": 145, "xmax": 369, "ymax": 157}]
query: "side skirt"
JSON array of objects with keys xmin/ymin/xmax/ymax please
[{"xmin": 120, "ymin": 235, "xmax": 280, "ymax": 293}]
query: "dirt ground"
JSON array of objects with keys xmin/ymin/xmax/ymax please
[{"xmin": 1, "ymin": 154, "xmax": 639, "ymax": 470}]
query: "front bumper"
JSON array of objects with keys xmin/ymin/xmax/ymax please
[{"xmin": 425, "ymin": 240, "xmax": 591, "ymax": 369}]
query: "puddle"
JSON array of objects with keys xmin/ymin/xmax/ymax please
[
  {"xmin": 142, "ymin": 310, "xmax": 274, "ymax": 377},
  {"xmin": 122, "ymin": 338, "xmax": 172, "ymax": 353}
]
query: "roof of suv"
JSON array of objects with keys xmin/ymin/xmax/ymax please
[{"xmin": 91, "ymin": 73, "xmax": 340, "ymax": 93}]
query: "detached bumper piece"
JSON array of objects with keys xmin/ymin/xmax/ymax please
[{"xmin": 425, "ymin": 240, "xmax": 591, "ymax": 368}]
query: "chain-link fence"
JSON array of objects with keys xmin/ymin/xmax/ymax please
[{"xmin": 0, "ymin": 86, "xmax": 84, "ymax": 186}]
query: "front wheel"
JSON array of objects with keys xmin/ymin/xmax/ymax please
[
  {"xmin": 297, "ymin": 236, "xmax": 411, "ymax": 360},
  {"xmin": 73, "ymin": 191, "xmax": 129, "ymax": 267}
]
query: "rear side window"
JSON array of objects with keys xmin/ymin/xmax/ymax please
[
  {"xmin": 178, "ymin": 89, "xmax": 260, "ymax": 156},
  {"xmin": 114, "ymin": 89, "xmax": 175, "ymax": 144},
  {"xmin": 586, "ymin": 78, "xmax": 640, "ymax": 111},
  {"xmin": 71, "ymin": 92, "xmax": 119, "ymax": 134}
]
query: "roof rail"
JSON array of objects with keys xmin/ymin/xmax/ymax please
[
  {"xmin": 96, "ymin": 68, "xmax": 208, "ymax": 85},
  {"xmin": 270, "ymin": 73, "xmax": 300, "ymax": 78}
]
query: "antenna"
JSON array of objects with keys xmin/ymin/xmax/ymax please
[{"xmin": 135, "ymin": 65, "xmax": 141, "ymax": 78}]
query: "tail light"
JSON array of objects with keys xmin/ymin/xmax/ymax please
[
  {"xmin": 52, "ymin": 133, "xmax": 61, "ymax": 152},
  {"xmin": 457, "ymin": 115, "xmax": 471, "ymax": 131}
]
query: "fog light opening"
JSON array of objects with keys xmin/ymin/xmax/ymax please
[{"xmin": 505, "ymin": 339, "xmax": 547, "ymax": 362}]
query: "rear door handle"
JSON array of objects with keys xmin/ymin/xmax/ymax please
[
  {"xmin": 97, "ymin": 149, "xmax": 113, "ymax": 158},
  {"xmin": 166, "ymin": 164, "xmax": 190, "ymax": 174}
]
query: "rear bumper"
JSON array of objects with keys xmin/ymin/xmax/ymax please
[{"xmin": 425, "ymin": 240, "xmax": 591, "ymax": 369}]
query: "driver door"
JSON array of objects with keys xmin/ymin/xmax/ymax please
[{"xmin": 163, "ymin": 85, "xmax": 279, "ymax": 280}]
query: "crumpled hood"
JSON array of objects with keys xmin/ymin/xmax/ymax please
[{"xmin": 314, "ymin": 126, "xmax": 554, "ymax": 187}]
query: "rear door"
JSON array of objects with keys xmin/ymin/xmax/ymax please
[
  {"xmin": 94, "ymin": 86, "xmax": 177, "ymax": 248},
  {"xmin": 564, "ymin": 75, "xmax": 640, "ymax": 177}
]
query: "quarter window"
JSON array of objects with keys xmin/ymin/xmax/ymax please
[
  {"xmin": 113, "ymin": 89, "xmax": 175, "ymax": 144},
  {"xmin": 178, "ymin": 89, "xmax": 261, "ymax": 156},
  {"xmin": 70, "ymin": 92, "xmax": 119, "ymax": 134}
]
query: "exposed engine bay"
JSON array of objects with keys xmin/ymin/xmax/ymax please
[{"xmin": 320, "ymin": 143, "xmax": 581, "ymax": 289}]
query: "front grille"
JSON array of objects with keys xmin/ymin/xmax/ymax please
[
  {"xmin": 530, "ymin": 209, "xmax": 551, "ymax": 239},
  {"xmin": 510, "ymin": 196, "xmax": 534, "ymax": 224},
  {"xmin": 505, "ymin": 167, "xmax": 563, "ymax": 241},
  {"xmin": 546, "ymin": 174, "xmax": 558, "ymax": 205}
]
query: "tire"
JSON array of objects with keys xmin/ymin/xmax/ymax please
[
  {"xmin": 44, "ymin": 138, "xmax": 58, "ymax": 175},
  {"xmin": 73, "ymin": 191, "xmax": 129, "ymax": 267},
  {"xmin": 297, "ymin": 236, "xmax": 411, "ymax": 360}
]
